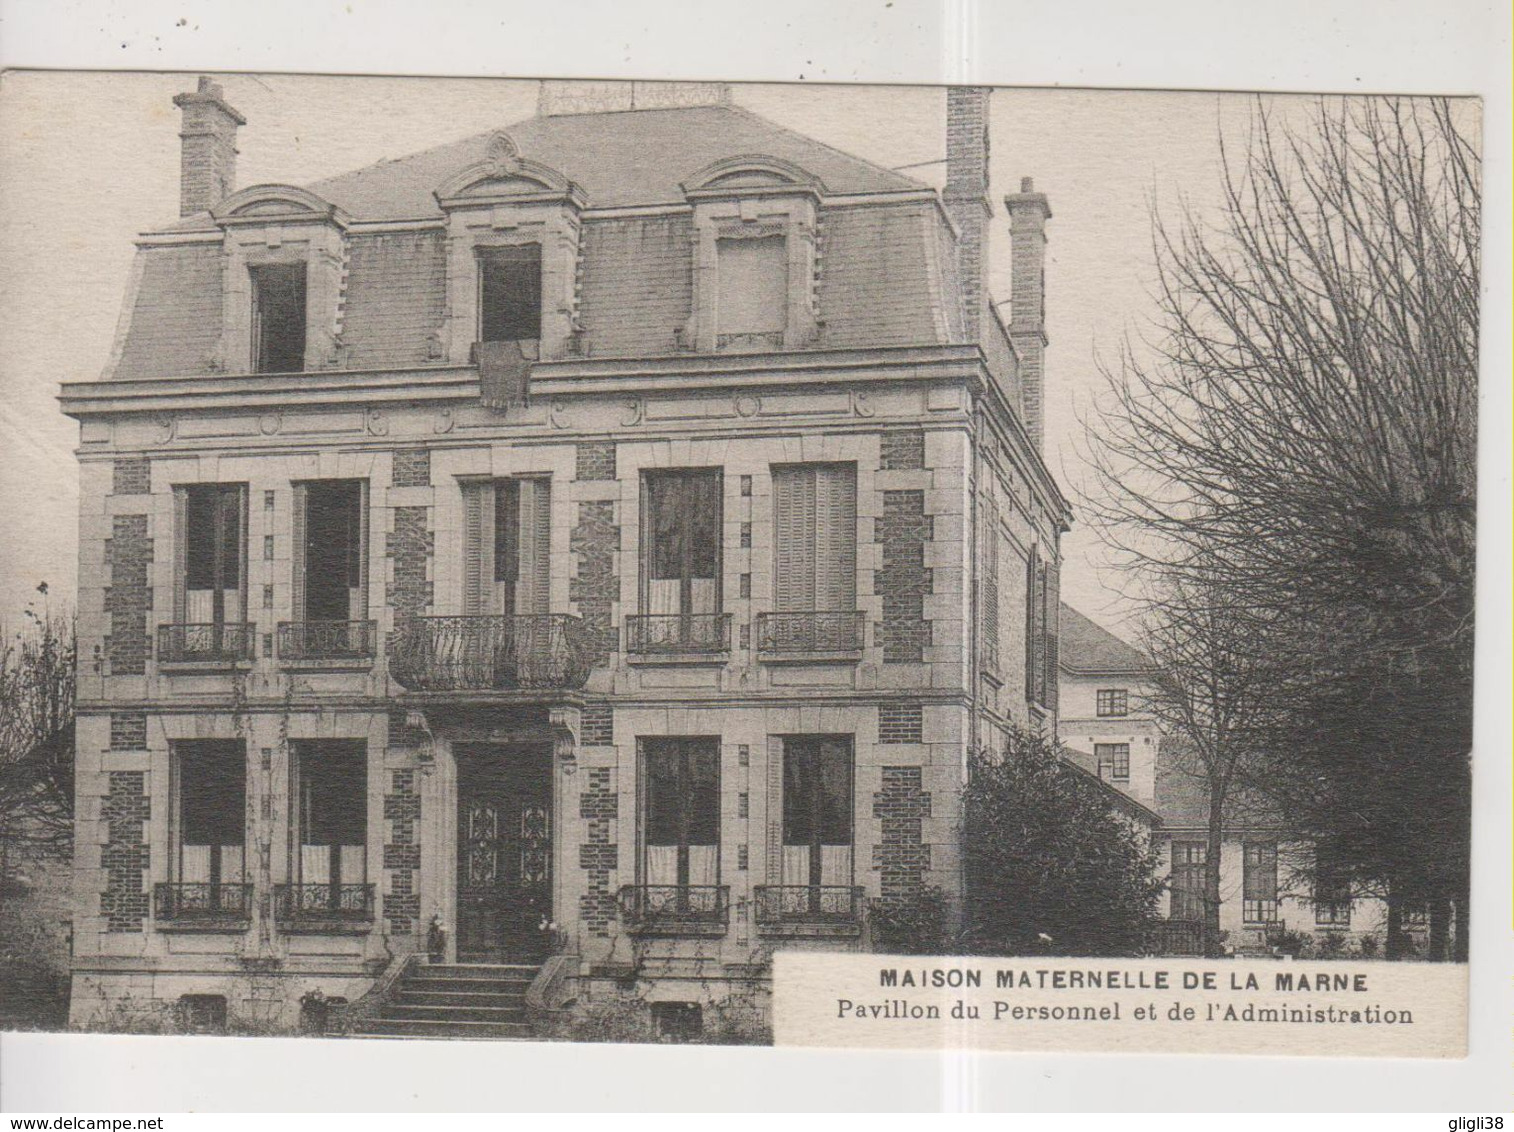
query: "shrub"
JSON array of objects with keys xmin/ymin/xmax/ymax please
[{"xmin": 870, "ymin": 886, "xmax": 951, "ymax": 955}]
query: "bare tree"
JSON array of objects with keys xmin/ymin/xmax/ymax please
[
  {"xmin": 0, "ymin": 585, "xmax": 76, "ymax": 883},
  {"xmin": 1084, "ymin": 96, "xmax": 1478, "ymax": 958}
]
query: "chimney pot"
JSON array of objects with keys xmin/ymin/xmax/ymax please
[
  {"xmin": 172, "ymin": 75, "xmax": 245, "ymax": 217},
  {"xmin": 1021, "ymin": 176, "xmax": 1034, "ymax": 192}
]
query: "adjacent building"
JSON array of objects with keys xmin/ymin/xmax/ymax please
[
  {"xmin": 1056, "ymin": 603, "xmax": 1415, "ymax": 956},
  {"xmin": 60, "ymin": 79, "xmax": 1070, "ymax": 1036}
]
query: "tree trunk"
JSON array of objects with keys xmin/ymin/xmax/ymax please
[
  {"xmin": 1384, "ymin": 886, "xmax": 1405, "ymax": 961},
  {"xmin": 1427, "ymin": 897, "xmax": 1451, "ymax": 962},
  {"xmin": 1204, "ymin": 778, "xmax": 1225, "ymax": 958}
]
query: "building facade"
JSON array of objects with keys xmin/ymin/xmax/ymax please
[
  {"xmin": 61, "ymin": 79, "xmax": 1070, "ymax": 1035},
  {"xmin": 1056, "ymin": 603, "xmax": 1412, "ymax": 957}
]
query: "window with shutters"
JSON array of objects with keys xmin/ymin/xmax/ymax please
[
  {"xmin": 1023, "ymin": 547, "xmax": 1058, "ymax": 709},
  {"xmin": 717, "ymin": 235, "xmax": 787, "ymax": 349},
  {"xmin": 642, "ymin": 737, "xmax": 721, "ymax": 889},
  {"xmin": 172, "ymin": 740, "xmax": 246, "ymax": 889},
  {"xmin": 1170, "ymin": 841, "xmax": 1207, "ymax": 921},
  {"xmin": 980, "ymin": 497, "xmax": 1001, "ymax": 675},
  {"xmin": 478, "ymin": 244, "xmax": 542, "ymax": 343},
  {"xmin": 461, "ymin": 478, "xmax": 552, "ymax": 617},
  {"xmin": 169, "ymin": 484, "xmax": 249, "ymax": 661},
  {"xmin": 1095, "ymin": 742, "xmax": 1130, "ymax": 783},
  {"xmin": 764, "ymin": 464, "xmax": 859, "ymax": 653},
  {"xmin": 1243, "ymin": 842, "xmax": 1280, "ymax": 923},
  {"xmin": 250, "ymin": 262, "xmax": 308, "ymax": 374},
  {"xmin": 285, "ymin": 480, "xmax": 370, "ymax": 659}
]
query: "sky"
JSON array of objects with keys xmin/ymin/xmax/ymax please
[{"xmin": 0, "ymin": 72, "xmax": 1270, "ymax": 635}]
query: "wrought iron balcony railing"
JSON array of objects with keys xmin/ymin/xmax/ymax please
[
  {"xmin": 624, "ymin": 613, "xmax": 732, "ymax": 655},
  {"xmin": 153, "ymin": 882, "xmax": 253, "ymax": 923},
  {"xmin": 617, "ymin": 884, "xmax": 729, "ymax": 936},
  {"xmin": 754, "ymin": 885, "xmax": 865, "ymax": 929},
  {"xmin": 277, "ymin": 620, "xmax": 378, "ymax": 662},
  {"xmin": 755, "ymin": 611, "xmax": 865, "ymax": 654},
  {"xmin": 156, "ymin": 623, "xmax": 255, "ymax": 664},
  {"xmin": 274, "ymin": 882, "xmax": 376, "ymax": 926},
  {"xmin": 388, "ymin": 613, "xmax": 591, "ymax": 692}
]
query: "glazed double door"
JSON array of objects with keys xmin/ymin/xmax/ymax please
[{"xmin": 455, "ymin": 744, "xmax": 551, "ymax": 963}]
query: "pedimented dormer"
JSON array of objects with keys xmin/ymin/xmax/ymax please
[
  {"xmin": 435, "ymin": 132, "xmax": 586, "ymax": 364},
  {"xmin": 682, "ymin": 155, "xmax": 824, "ymax": 353},
  {"xmin": 211, "ymin": 185, "xmax": 350, "ymax": 374}
]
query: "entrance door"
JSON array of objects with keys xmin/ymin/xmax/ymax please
[{"xmin": 455, "ymin": 744, "xmax": 551, "ymax": 963}]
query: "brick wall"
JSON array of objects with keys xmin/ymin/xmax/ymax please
[
  {"xmin": 578, "ymin": 216, "xmax": 694, "ymax": 356},
  {"xmin": 873, "ymin": 767, "xmax": 932, "ymax": 903},
  {"xmin": 113, "ymin": 245, "xmax": 225, "ymax": 380},
  {"xmin": 879, "ymin": 430, "xmax": 925, "ymax": 471},
  {"xmin": 578, "ymin": 767, "xmax": 617, "ymax": 937},
  {"xmin": 387, "ymin": 506, "xmax": 433, "ymax": 617},
  {"xmin": 575, "ymin": 442, "xmax": 616, "ymax": 482},
  {"xmin": 874, "ymin": 490, "xmax": 932, "ymax": 663},
  {"xmin": 391, "ymin": 448, "xmax": 431, "ymax": 488},
  {"xmin": 112, "ymin": 458, "xmax": 151, "ymax": 495},
  {"xmin": 382, "ymin": 769, "xmax": 421, "ymax": 933},
  {"xmin": 878, "ymin": 702, "xmax": 923, "ymax": 744},
  {"xmin": 569, "ymin": 500, "xmax": 619, "ymax": 666},
  {"xmin": 342, "ymin": 231, "xmax": 448, "ymax": 368},
  {"xmin": 105, "ymin": 515, "xmax": 152, "ymax": 675},
  {"xmin": 109, "ymin": 712, "xmax": 147, "ymax": 750},
  {"xmin": 581, "ymin": 702, "xmax": 613, "ymax": 746},
  {"xmin": 100, "ymin": 771, "xmax": 150, "ymax": 932}
]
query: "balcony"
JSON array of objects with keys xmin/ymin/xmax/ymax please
[
  {"xmin": 153, "ymin": 882, "xmax": 253, "ymax": 931},
  {"xmin": 755, "ymin": 611, "xmax": 865, "ymax": 660},
  {"xmin": 277, "ymin": 620, "xmax": 378, "ymax": 667},
  {"xmin": 624, "ymin": 614, "xmax": 732, "ymax": 658},
  {"xmin": 274, "ymin": 882, "xmax": 376, "ymax": 933},
  {"xmin": 754, "ymin": 885, "xmax": 865, "ymax": 938},
  {"xmin": 389, "ymin": 614, "xmax": 590, "ymax": 692},
  {"xmin": 156, "ymin": 623, "xmax": 254, "ymax": 666},
  {"xmin": 618, "ymin": 885, "xmax": 729, "ymax": 937}
]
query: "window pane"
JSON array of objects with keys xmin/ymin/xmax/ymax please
[
  {"xmin": 185, "ymin": 486, "xmax": 243, "ymax": 594},
  {"xmin": 299, "ymin": 741, "xmax": 366, "ymax": 846},
  {"xmin": 304, "ymin": 482, "xmax": 361, "ymax": 620},
  {"xmin": 179, "ymin": 741, "xmax": 245, "ymax": 844},
  {"xmin": 685, "ymin": 742, "xmax": 720, "ymax": 847},
  {"xmin": 494, "ymin": 479, "xmax": 520, "ymax": 585},
  {"xmin": 645, "ymin": 471, "xmax": 723, "ymax": 593},
  {"xmin": 479, "ymin": 244, "xmax": 542, "ymax": 342},
  {"xmin": 252, "ymin": 263, "xmax": 307, "ymax": 374},
  {"xmin": 717, "ymin": 236, "xmax": 787, "ymax": 336},
  {"xmin": 644, "ymin": 742, "xmax": 682, "ymax": 847}
]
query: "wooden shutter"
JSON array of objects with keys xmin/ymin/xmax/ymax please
[
  {"xmin": 1024, "ymin": 547, "xmax": 1038, "ymax": 701},
  {"xmin": 772, "ymin": 467, "xmax": 814, "ymax": 612},
  {"xmin": 461, "ymin": 482, "xmax": 497, "ymax": 616},
  {"xmin": 353, "ymin": 482, "xmax": 369, "ymax": 620},
  {"xmin": 815, "ymin": 465, "xmax": 856, "ymax": 611},
  {"xmin": 172, "ymin": 487, "xmax": 188, "ymax": 622},
  {"xmin": 516, "ymin": 478, "xmax": 551, "ymax": 615},
  {"xmin": 981, "ymin": 497, "xmax": 1000, "ymax": 675},
  {"xmin": 291, "ymin": 484, "xmax": 308, "ymax": 622}
]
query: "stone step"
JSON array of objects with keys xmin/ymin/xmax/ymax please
[
  {"xmin": 350, "ymin": 1017, "xmax": 533, "ymax": 1040},
  {"xmin": 402, "ymin": 975, "xmax": 534, "ymax": 994},
  {"xmin": 418, "ymin": 963, "xmax": 539, "ymax": 978},
  {"xmin": 382, "ymin": 1004, "xmax": 526, "ymax": 1023},
  {"xmin": 394, "ymin": 988, "xmax": 528, "ymax": 1009}
]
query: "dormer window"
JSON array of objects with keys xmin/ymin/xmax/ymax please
[
  {"xmin": 250, "ymin": 262, "xmax": 307, "ymax": 374},
  {"xmin": 717, "ymin": 235, "xmax": 787, "ymax": 348},
  {"xmin": 479, "ymin": 244, "xmax": 542, "ymax": 343}
]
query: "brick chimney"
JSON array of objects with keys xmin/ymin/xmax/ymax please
[
  {"xmin": 172, "ymin": 76, "xmax": 245, "ymax": 217},
  {"xmin": 1005, "ymin": 176, "xmax": 1052, "ymax": 450},
  {"xmin": 943, "ymin": 87, "xmax": 992, "ymax": 344}
]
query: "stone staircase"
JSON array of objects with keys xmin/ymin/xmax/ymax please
[{"xmin": 349, "ymin": 961, "xmax": 539, "ymax": 1040}]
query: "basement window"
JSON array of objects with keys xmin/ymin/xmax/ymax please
[
  {"xmin": 250, "ymin": 262, "xmax": 308, "ymax": 374},
  {"xmin": 478, "ymin": 244, "xmax": 542, "ymax": 342}
]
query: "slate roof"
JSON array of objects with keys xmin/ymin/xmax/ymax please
[
  {"xmin": 1058, "ymin": 603, "xmax": 1151, "ymax": 674},
  {"xmin": 1153, "ymin": 736, "xmax": 1289, "ymax": 833},
  {"xmin": 166, "ymin": 104, "xmax": 925, "ymax": 231}
]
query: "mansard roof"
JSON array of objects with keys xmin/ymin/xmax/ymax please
[
  {"xmin": 1058, "ymin": 604, "xmax": 1151, "ymax": 675},
  {"xmin": 166, "ymin": 104, "xmax": 924, "ymax": 231}
]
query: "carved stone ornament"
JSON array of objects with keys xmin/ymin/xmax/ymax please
[
  {"xmin": 734, "ymin": 394, "xmax": 761, "ymax": 418},
  {"xmin": 852, "ymin": 390, "xmax": 876, "ymax": 417},
  {"xmin": 258, "ymin": 412, "xmax": 282, "ymax": 436},
  {"xmin": 620, "ymin": 398, "xmax": 645, "ymax": 427},
  {"xmin": 433, "ymin": 408, "xmax": 455, "ymax": 434},
  {"xmin": 153, "ymin": 416, "xmax": 177, "ymax": 443},
  {"xmin": 365, "ymin": 408, "xmax": 389, "ymax": 436},
  {"xmin": 483, "ymin": 132, "xmax": 522, "ymax": 176}
]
